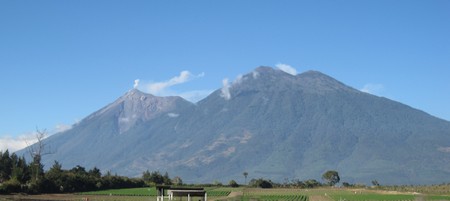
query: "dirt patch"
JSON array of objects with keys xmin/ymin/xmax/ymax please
[{"xmin": 309, "ymin": 195, "xmax": 334, "ymax": 201}]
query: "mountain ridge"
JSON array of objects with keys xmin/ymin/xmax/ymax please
[{"xmin": 17, "ymin": 67, "xmax": 450, "ymax": 185}]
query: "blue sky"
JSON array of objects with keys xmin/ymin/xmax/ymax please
[{"xmin": 1, "ymin": 0, "xmax": 449, "ymax": 151}]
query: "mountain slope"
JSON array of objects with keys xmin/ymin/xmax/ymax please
[
  {"xmin": 18, "ymin": 67, "xmax": 450, "ymax": 185},
  {"xmin": 30, "ymin": 89, "xmax": 195, "ymax": 173},
  {"xmin": 156, "ymin": 67, "xmax": 450, "ymax": 184}
]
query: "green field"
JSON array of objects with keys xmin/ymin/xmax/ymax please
[
  {"xmin": 79, "ymin": 187, "xmax": 158, "ymax": 196},
  {"xmin": 79, "ymin": 187, "xmax": 231, "ymax": 197},
  {"xmin": 3, "ymin": 187, "xmax": 450, "ymax": 201},
  {"xmin": 77, "ymin": 187, "xmax": 450, "ymax": 201}
]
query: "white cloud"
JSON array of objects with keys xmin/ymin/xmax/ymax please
[
  {"xmin": 361, "ymin": 83, "xmax": 385, "ymax": 95},
  {"xmin": 0, "ymin": 133, "xmax": 38, "ymax": 152},
  {"xmin": 54, "ymin": 123, "xmax": 72, "ymax": 133},
  {"xmin": 276, "ymin": 63, "xmax": 297, "ymax": 75},
  {"xmin": 141, "ymin": 71, "xmax": 194, "ymax": 95},
  {"xmin": 0, "ymin": 123, "xmax": 73, "ymax": 153},
  {"xmin": 220, "ymin": 78, "xmax": 231, "ymax": 100}
]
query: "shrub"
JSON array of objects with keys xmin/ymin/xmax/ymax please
[{"xmin": 0, "ymin": 179, "xmax": 22, "ymax": 193}]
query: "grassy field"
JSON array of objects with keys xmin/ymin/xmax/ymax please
[
  {"xmin": 78, "ymin": 187, "xmax": 232, "ymax": 197},
  {"xmin": 2, "ymin": 187, "xmax": 450, "ymax": 201}
]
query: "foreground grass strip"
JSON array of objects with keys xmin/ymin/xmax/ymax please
[
  {"xmin": 329, "ymin": 193, "xmax": 415, "ymax": 201},
  {"xmin": 426, "ymin": 195, "xmax": 450, "ymax": 200}
]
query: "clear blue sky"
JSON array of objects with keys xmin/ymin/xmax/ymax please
[{"xmin": 1, "ymin": 1, "xmax": 449, "ymax": 151}]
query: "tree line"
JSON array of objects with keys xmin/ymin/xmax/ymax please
[
  {"xmin": 0, "ymin": 150, "xmax": 182, "ymax": 194},
  {"xmin": 244, "ymin": 170, "xmax": 341, "ymax": 189}
]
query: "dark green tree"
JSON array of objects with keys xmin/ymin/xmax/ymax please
[
  {"xmin": 88, "ymin": 167, "xmax": 102, "ymax": 179},
  {"xmin": 142, "ymin": 170, "xmax": 166, "ymax": 185},
  {"xmin": 322, "ymin": 170, "xmax": 340, "ymax": 186},
  {"xmin": 163, "ymin": 172, "xmax": 172, "ymax": 185},
  {"xmin": 342, "ymin": 182, "xmax": 352, "ymax": 187},
  {"xmin": 304, "ymin": 179, "xmax": 321, "ymax": 188},
  {"xmin": 45, "ymin": 161, "xmax": 65, "ymax": 192},
  {"xmin": 4, "ymin": 151, "xmax": 13, "ymax": 177},
  {"xmin": 11, "ymin": 155, "xmax": 29, "ymax": 183},
  {"xmin": 0, "ymin": 150, "xmax": 13, "ymax": 182},
  {"xmin": 249, "ymin": 178, "xmax": 273, "ymax": 188},
  {"xmin": 229, "ymin": 180, "xmax": 239, "ymax": 187}
]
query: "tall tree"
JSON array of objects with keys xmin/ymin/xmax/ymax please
[
  {"xmin": 243, "ymin": 172, "xmax": 248, "ymax": 185},
  {"xmin": 322, "ymin": 170, "xmax": 340, "ymax": 186},
  {"xmin": 11, "ymin": 155, "xmax": 29, "ymax": 183},
  {"xmin": 163, "ymin": 172, "xmax": 172, "ymax": 185},
  {"xmin": 27, "ymin": 128, "xmax": 52, "ymax": 182},
  {"xmin": 46, "ymin": 161, "xmax": 64, "ymax": 192},
  {"xmin": 0, "ymin": 150, "xmax": 13, "ymax": 182}
]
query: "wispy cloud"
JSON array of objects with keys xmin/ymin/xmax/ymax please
[
  {"xmin": 0, "ymin": 123, "xmax": 73, "ymax": 153},
  {"xmin": 276, "ymin": 63, "xmax": 297, "ymax": 75},
  {"xmin": 361, "ymin": 83, "xmax": 385, "ymax": 95},
  {"xmin": 0, "ymin": 134, "xmax": 37, "ymax": 153},
  {"xmin": 139, "ymin": 71, "xmax": 197, "ymax": 94},
  {"xmin": 136, "ymin": 70, "xmax": 210, "ymax": 103}
]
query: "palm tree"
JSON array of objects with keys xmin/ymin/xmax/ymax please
[{"xmin": 243, "ymin": 172, "xmax": 248, "ymax": 185}]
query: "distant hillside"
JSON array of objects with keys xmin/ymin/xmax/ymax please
[{"xmin": 17, "ymin": 67, "xmax": 450, "ymax": 185}]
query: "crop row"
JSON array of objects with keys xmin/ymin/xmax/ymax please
[
  {"xmin": 242, "ymin": 195, "xmax": 308, "ymax": 201},
  {"xmin": 206, "ymin": 191, "xmax": 231, "ymax": 196}
]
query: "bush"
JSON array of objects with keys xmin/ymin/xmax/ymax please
[{"xmin": 0, "ymin": 179, "xmax": 22, "ymax": 194}]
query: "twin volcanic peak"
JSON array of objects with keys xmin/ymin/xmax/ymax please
[{"xmin": 19, "ymin": 66, "xmax": 450, "ymax": 185}]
